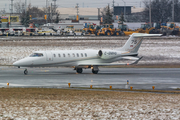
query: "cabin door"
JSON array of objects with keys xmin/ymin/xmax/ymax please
[{"xmin": 46, "ymin": 52, "xmax": 53, "ymax": 61}]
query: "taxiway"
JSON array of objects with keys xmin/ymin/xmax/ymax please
[{"xmin": 0, "ymin": 67, "xmax": 180, "ymax": 90}]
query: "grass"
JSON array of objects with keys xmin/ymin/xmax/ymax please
[
  {"xmin": 72, "ymin": 87, "xmax": 180, "ymax": 93},
  {"xmin": 1, "ymin": 88, "xmax": 180, "ymax": 119},
  {"xmin": 0, "ymin": 87, "xmax": 180, "ymax": 101}
]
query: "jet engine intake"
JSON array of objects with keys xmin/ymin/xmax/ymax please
[{"xmin": 98, "ymin": 50, "xmax": 103, "ymax": 57}]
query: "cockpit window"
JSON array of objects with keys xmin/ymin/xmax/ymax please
[{"xmin": 30, "ymin": 53, "xmax": 43, "ymax": 57}]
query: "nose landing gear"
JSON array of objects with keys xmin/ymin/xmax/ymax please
[{"xmin": 24, "ymin": 69, "xmax": 28, "ymax": 75}]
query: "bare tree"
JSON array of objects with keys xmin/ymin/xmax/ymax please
[
  {"xmin": 42, "ymin": 4, "xmax": 60, "ymax": 23},
  {"xmin": 14, "ymin": 0, "xmax": 25, "ymax": 13},
  {"xmin": 126, "ymin": 13, "xmax": 144, "ymax": 22},
  {"xmin": 14, "ymin": 0, "xmax": 60, "ymax": 25},
  {"xmin": 0, "ymin": 9, "xmax": 6, "ymax": 14},
  {"xmin": 174, "ymin": 0, "xmax": 180, "ymax": 22},
  {"xmin": 28, "ymin": 6, "xmax": 45, "ymax": 18},
  {"xmin": 142, "ymin": 0, "xmax": 180, "ymax": 22}
]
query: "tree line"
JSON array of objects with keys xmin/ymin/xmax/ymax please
[
  {"xmin": 102, "ymin": 0, "xmax": 180, "ymax": 24},
  {"xmin": 142, "ymin": 0, "xmax": 180, "ymax": 23},
  {"xmin": 10, "ymin": 0, "xmax": 180, "ymax": 26},
  {"xmin": 13, "ymin": 1, "xmax": 60, "ymax": 27}
]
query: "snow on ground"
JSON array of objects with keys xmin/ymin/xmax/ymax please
[
  {"xmin": 0, "ymin": 92, "xmax": 180, "ymax": 119},
  {"xmin": 0, "ymin": 37, "xmax": 179, "ymax": 65}
]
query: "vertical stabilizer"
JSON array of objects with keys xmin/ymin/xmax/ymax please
[{"xmin": 119, "ymin": 33, "xmax": 162, "ymax": 53}]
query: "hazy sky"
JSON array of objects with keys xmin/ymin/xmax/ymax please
[{"xmin": 0, "ymin": 0, "xmax": 145, "ymax": 12}]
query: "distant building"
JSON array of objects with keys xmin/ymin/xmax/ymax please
[
  {"xmin": 0, "ymin": 7, "xmax": 145, "ymax": 27},
  {"xmin": 114, "ymin": 6, "xmax": 132, "ymax": 15}
]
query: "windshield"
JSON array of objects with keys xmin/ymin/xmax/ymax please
[
  {"xmin": 118, "ymin": 24, "xmax": 127, "ymax": 31},
  {"xmin": 168, "ymin": 23, "xmax": 174, "ymax": 28},
  {"xmin": 141, "ymin": 24, "xmax": 145, "ymax": 28},
  {"xmin": 30, "ymin": 53, "xmax": 43, "ymax": 57},
  {"xmin": 141, "ymin": 24, "xmax": 150, "ymax": 30},
  {"xmin": 110, "ymin": 25, "xmax": 113, "ymax": 29},
  {"xmin": 90, "ymin": 25, "xmax": 94, "ymax": 29}
]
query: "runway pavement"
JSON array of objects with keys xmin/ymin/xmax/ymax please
[{"xmin": 0, "ymin": 66, "xmax": 180, "ymax": 90}]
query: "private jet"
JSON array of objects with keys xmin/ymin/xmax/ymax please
[{"xmin": 13, "ymin": 33, "xmax": 162, "ymax": 75}]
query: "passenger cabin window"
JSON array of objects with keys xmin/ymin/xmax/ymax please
[
  {"xmin": 85, "ymin": 53, "xmax": 87, "ymax": 57},
  {"xmin": 81, "ymin": 53, "xmax": 83, "ymax": 57},
  {"xmin": 54, "ymin": 54, "xmax": 56, "ymax": 57},
  {"xmin": 72, "ymin": 53, "xmax": 75, "ymax": 57},
  {"xmin": 58, "ymin": 54, "xmax": 61, "ymax": 57},
  {"xmin": 77, "ymin": 53, "xmax": 79, "ymax": 57},
  {"xmin": 30, "ymin": 53, "xmax": 43, "ymax": 57},
  {"xmin": 68, "ymin": 53, "xmax": 70, "ymax": 57},
  {"xmin": 63, "ymin": 54, "xmax": 65, "ymax": 57}
]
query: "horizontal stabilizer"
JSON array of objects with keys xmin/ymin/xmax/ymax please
[
  {"xmin": 130, "ymin": 56, "xmax": 143, "ymax": 65},
  {"xmin": 131, "ymin": 33, "xmax": 162, "ymax": 38},
  {"xmin": 121, "ymin": 56, "xmax": 140, "ymax": 60}
]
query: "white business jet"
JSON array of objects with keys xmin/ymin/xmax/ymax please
[{"xmin": 13, "ymin": 33, "xmax": 162, "ymax": 75}]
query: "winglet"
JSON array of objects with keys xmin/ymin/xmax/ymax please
[{"xmin": 130, "ymin": 56, "xmax": 143, "ymax": 65}]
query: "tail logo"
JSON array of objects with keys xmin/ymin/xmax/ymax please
[
  {"xmin": 131, "ymin": 40, "xmax": 137, "ymax": 44},
  {"xmin": 130, "ymin": 39, "xmax": 137, "ymax": 48}
]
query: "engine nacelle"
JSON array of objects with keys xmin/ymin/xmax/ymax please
[{"xmin": 98, "ymin": 50, "xmax": 103, "ymax": 57}]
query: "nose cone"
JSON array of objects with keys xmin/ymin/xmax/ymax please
[
  {"xmin": 13, "ymin": 61, "xmax": 21, "ymax": 66},
  {"xmin": 13, "ymin": 58, "xmax": 31, "ymax": 67}
]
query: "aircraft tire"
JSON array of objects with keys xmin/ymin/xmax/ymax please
[
  {"xmin": 76, "ymin": 68, "xmax": 83, "ymax": 73},
  {"xmin": 92, "ymin": 69, "xmax": 98, "ymax": 74},
  {"xmin": 24, "ymin": 69, "xmax": 28, "ymax": 75}
]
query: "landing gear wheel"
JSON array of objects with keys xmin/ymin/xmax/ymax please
[
  {"xmin": 92, "ymin": 69, "xmax": 98, "ymax": 74},
  {"xmin": 76, "ymin": 68, "xmax": 83, "ymax": 73},
  {"xmin": 24, "ymin": 69, "xmax": 28, "ymax": 75}
]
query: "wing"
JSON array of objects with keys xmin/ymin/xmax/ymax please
[{"xmin": 78, "ymin": 57, "xmax": 143, "ymax": 66}]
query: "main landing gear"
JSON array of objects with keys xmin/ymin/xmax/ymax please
[
  {"xmin": 75, "ymin": 66, "xmax": 99, "ymax": 74},
  {"xmin": 92, "ymin": 69, "xmax": 98, "ymax": 74},
  {"xmin": 24, "ymin": 69, "xmax": 28, "ymax": 75},
  {"xmin": 91, "ymin": 66, "xmax": 99, "ymax": 74},
  {"xmin": 76, "ymin": 68, "xmax": 83, "ymax": 74}
]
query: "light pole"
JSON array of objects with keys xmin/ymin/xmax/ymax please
[
  {"xmin": 149, "ymin": 0, "xmax": 152, "ymax": 27},
  {"xmin": 172, "ymin": 0, "xmax": 174, "ymax": 22},
  {"xmin": 122, "ymin": 0, "xmax": 126, "ymax": 21},
  {"xmin": 46, "ymin": 0, "xmax": 48, "ymax": 24}
]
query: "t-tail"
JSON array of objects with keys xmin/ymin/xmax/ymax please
[{"xmin": 118, "ymin": 33, "xmax": 162, "ymax": 54}]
